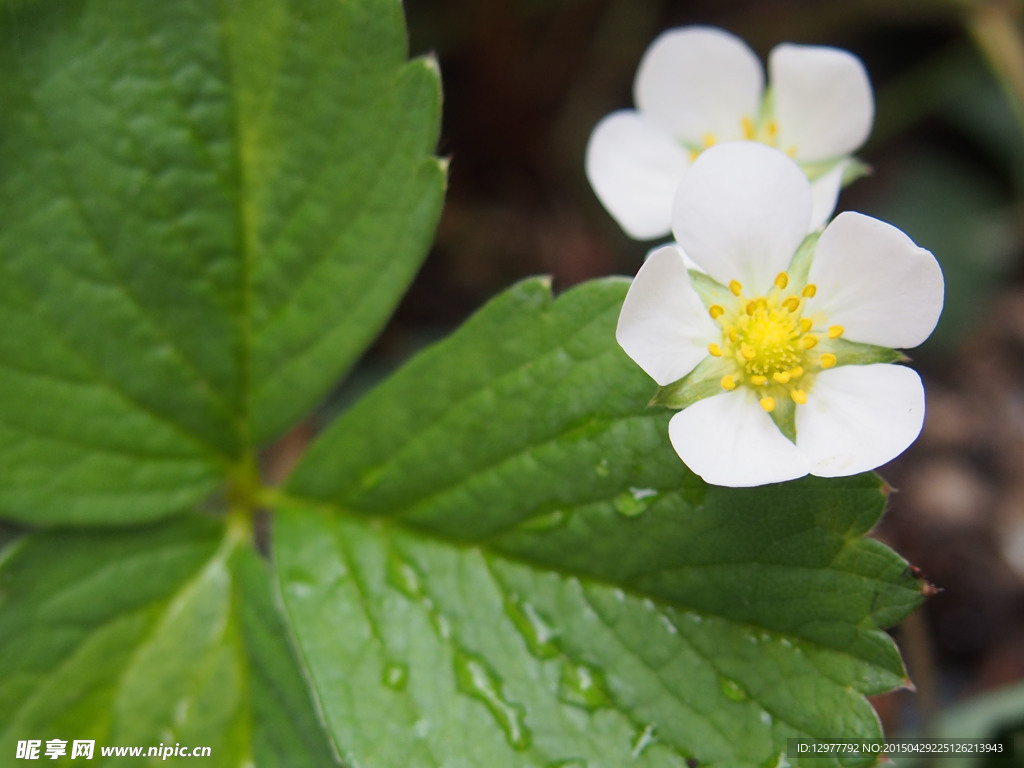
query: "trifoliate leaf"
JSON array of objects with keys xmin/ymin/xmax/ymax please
[
  {"xmin": 0, "ymin": 516, "xmax": 339, "ymax": 767},
  {"xmin": 0, "ymin": 0, "xmax": 444, "ymax": 524},
  {"xmin": 278, "ymin": 278, "xmax": 925, "ymax": 767}
]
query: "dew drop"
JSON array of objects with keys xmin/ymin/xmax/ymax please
[
  {"xmin": 759, "ymin": 750, "xmax": 790, "ymax": 768},
  {"xmin": 173, "ymin": 697, "xmax": 190, "ymax": 725},
  {"xmin": 386, "ymin": 552, "xmax": 424, "ymax": 599},
  {"xmin": 285, "ymin": 567, "xmax": 317, "ymax": 599},
  {"xmin": 287, "ymin": 581, "xmax": 314, "ymax": 599},
  {"xmin": 760, "ymin": 710, "xmax": 773, "ymax": 726},
  {"xmin": 658, "ymin": 614, "xmax": 678, "ymax": 635},
  {"xmin": 718, "ymin": 676, "xmax": 749, "ymax": 702},
  {"xmin": 505, "ymin": 596, "xmax": 560, "ymax": 659},
  {"xmin": 431, "ymin": 611, "xmax": 452, "ymax": 641},
  {"xmin": 381, "ymin": 662, "xmax": 409, "ymax": 691},
  {"xmin": 614, "ymin": 487, "xmax": 658, "ymax": 518},
  {"xmin": 453, "ymin": 650, "xmax": 531, "ymax": 751},
  {"xmin": 521, "ymin": 509, "xmax": 571, "ymax": 532},
  {"xmin": 631, "ymin": 723, "xmax": 657, "ymax": 758},
  {"xmin": 558, "ymin": 661, "xmax": 613, "ymax": 711}
]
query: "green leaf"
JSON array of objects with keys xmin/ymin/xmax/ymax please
[
  {"xmin": 0, "ymin": 0, "xmax": 444, "ymax": 524},
  {"xmin": 651, "ymin": 355, "xmax": 733, "ymax": 410},
  {"xmin": 0, "ymin": 516, "xmax": 338, "ymax": 767},
  {"xmin": 277, "ymin": 278, "xmax": 925, "ymax": 767}
]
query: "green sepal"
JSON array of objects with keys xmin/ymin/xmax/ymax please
[
  {"xmin": 841, "ymin": 157, "xmax": 872, "ymax": 187},
  {"xmin": 799, "ymin": 156, "xmax": 871, "ymax": 187},
  {"xmin": 786, "ymin": 231, "xmax": 821, "ymax": 287},
  {"xmin": 651, "ymin": 355, "xmax": 734, "ymax": 410},
  {"xmin": 687, "ymin": 269, "xmax": 733, "ymax": 310},
  {"xmin": 821, "ymin": 338, "xmax": 908, "ymax": 367},
  {"xmin": 768, "ymin": 394, "xmax": 797, "ymax": 444}
]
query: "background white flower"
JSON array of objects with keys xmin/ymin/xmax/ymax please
[
  {"xmin": 586, "ymin": 25, "xmax": 874, "ymax": 240},
  {"xmin": 616, "ymin": 143, "xmax": 944, "ymax": 487}
]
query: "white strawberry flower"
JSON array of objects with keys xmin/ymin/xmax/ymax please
[
  {"xmin": 586, "ymin": 25, "xmax": 873, "ymax": 240},
  {"xmin": 616, "ymin": 142, "xmax": 944, "ymax": 487}
]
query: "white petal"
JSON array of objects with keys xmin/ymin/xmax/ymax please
[
  {"xmin": 808, "ymin": 212, "xmax": 944, "ymax": 348},
  {"xmin": 797, "ymin": 364, "xmax": 925, "ymax": 477},
  {"xmin": 770, "ymin": 44, "xmax": 874, "ymax": 162},
  {"xmin": 807, "ymin": 160, "xmax": 847, "ymax": 230},
  {"xmin": 668, "ymin": 391, "xmax": 810, "ymax": 487},
  {"xmin": 616, "ymin": 244, "xmax": 719, "ymax": 386},
  {"xmin": 585, "ymin": 111, "xmax": 690, "ymax": 240},
  {"xmin": 645, "ymin": 242, "xmax": 704, "ymax": 273},
  {"xmin": 672, "ymin": 142, "xmax": 812, "ymax": 293},
  {"xmin": 635, "ymin": 26, "xmax": 763, "ymax": 145}
]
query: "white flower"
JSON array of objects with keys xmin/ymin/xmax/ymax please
[
  {"xmin": 586, "ymin": 26, "xmax": 874, "ymax": 240},
  {"xmin": 616, "ymin": 143, "xmax": 944, "ymax": 487}
]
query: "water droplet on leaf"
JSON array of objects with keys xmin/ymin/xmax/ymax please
[
  {"xmin": 505, "ymin": 596, "xmax": 560, "ymax": 659},
  {"xmin": 453, "ymin": 650, "xmax": 531, "ymax": 751},
  {"xmin": 718, "ymin": 676, "xmax": 749, "ymax": 702},
  {"xmin": 521, "ymin": 509, "xmax": 571, "ymax": 532},
  {"xmin": 558, "ymin": 661, "xmax": 612, "ymax": 710},
  {"xmin": 613, "ymin": 487, "xmax": 658, "ymax": 518},
  {"xmin": 382, "ymin": 662, "xmax": 408, "ymax": 691},
  {"xmin": 658, "ymin": 614, "xmax": 678, "ymax": 635},
  {"xmin": 631, "ymin": 723, "xmax": 657, "ymax": 758},
  {"xmin": 387, "ymin": 552, "xmax": 424, "ymax": 599},
  {"xmin": 759, "ymin": 751, "xmax": 790, "ymax": 768},
  {"xmin": 286, "ymin": 568, "xmax": 317, "ymax": 599}
]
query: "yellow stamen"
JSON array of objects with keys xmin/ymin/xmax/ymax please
[
  {"xmin": 689, "ymin": 149, "xmax": 700, "ymax": 162},
  {"xmin": 773, "ymin": 370, "xmax": 791, "ymax": 384},
  {"xmin": 789, "ymin": 366, "xmax": 804, "ymax": 379},
  {"xmin": 767, "ymin": 120, "xmax": 778, "ymax": 140},
  {"xmin": 801, "ymin": 284, "xmax": 817, "ymax": 298},
  {"xmin": 728, "ymin": 280, "xmax": 743, "ymax": 296},
  {"xmin": 774, "ymin": 272, "xmax": 789, "ymax": 290},
  {"xmin": 791, "ymin": 389, "xmax": 807, "ymax": 404},
  {"xmin": 827, "ymin": 324, "xmax": 844, "ymax": 339},
  {"xmin": 782, "ymin": 296, "xmax": 800, "ymax": 313},
  {"xmin": 785, "ymin": 145, "xmax": 797, "ymax": 158},
  {"xmin": 740, "ymin": 343, "xmax": 756, "ymax": 361},
  {"xmin": 760, "ymin": 396, "xmax": 776, "ymax": 413},
  {"xmin": 799, "ymin": 318, "xmax": 813, "ymax": 333},
  {"xmin": 702, "ymin": 132, "xmax": 717, "ymax": 148},
  {"xmin": 708, "ymin": 343, "xmax": 722, "ymax": 357},
  {"xmin": 820, "ymin": 353, "xmax": 837, "ymax": 369},
  {"xmin": 750, "ymin": 374, "xmax": 767, "ymax": 386},
  {"xmin": 802, "ymin": 334, "xmax": 819, "ymax": 350},
  {"xmin": 745, "ymin": 300, "xmax": 758, "ymax": 316},
  {"xmin": 720, "ymin": 375, "xmax": 737, "ymax": 391},
  {"xmin": 741, "ymin": 116, "xmax": 755, "ymax": 140},
  {"xmin": 726, "ymin": 326, "xmax": 737, "ymax": 342},
  {"xmin": 709, "ymin": 304, "xmax": 725, "ymax": 320}
]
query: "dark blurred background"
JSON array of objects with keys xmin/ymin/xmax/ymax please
[{"xmin": 365, "ymin": 0, "xmax": 1024, "ymax": 753}]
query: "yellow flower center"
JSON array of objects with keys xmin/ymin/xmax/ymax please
[
  {"xmin": 737, "ymin": 301, "xmax": 801, "ymax": 377},
  {"xmin": 690, "ymin": 116, "xmax": 797, "ymax": 161},
  {"xmin": 706, "ymin": 272, "xmax": 841, "ymax": 412}
]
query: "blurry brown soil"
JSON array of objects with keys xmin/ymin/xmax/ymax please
[{"xmin": 872, "ymin": 288, "xmax": 1024, "ymax": 731}]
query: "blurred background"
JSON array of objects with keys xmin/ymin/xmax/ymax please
[{"xmin": 353, "ymin": 0, "xmax": 1024, "ymax": 757}]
